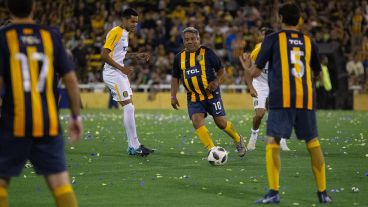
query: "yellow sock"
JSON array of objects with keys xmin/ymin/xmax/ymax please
[
  {"xmin": 307, "ymin": 139, "xmax": 326, "ymax": 192},
  {"xmin": 0, "ymin": 186, "xmax": 8, "ymax": 207},
  {"xmin": 266, "ymin": 143, "xmax": 281, "ymax": 191},
  {"xmin": 223, "ymin": 121, "xmax": 241, "ymax": 143},
  {"xmin": 195, "ymin": 125, "xmax": 215, "ymax": 150},
  {"xmin": 53, "ymin": 184, "xmax": 78, "ymax": 207}
]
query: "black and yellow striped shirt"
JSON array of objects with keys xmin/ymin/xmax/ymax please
[
  {"xmin": 255, "ymin": 30, "xmax": 321, "ymax": 110},
  {"xmin": 172, "ymin": 46, "xmax": 222, "ymax": 102},
  {"xmin": 0, "ymin": 24, "xmax": 73, "ymax": 138}
]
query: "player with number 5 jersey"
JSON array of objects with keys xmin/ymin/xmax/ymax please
[
  {"xmin": 171, "ymin": 27, "xmax": 246, "ymax": 157},
  {"xmin": 245, "ymin": 3, "xmax": 331, "ymax": 204}
]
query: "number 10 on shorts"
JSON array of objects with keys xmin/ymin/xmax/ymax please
[{"xmin": 213, "ymin": 101, "xmax": 222, "ymax": 111}]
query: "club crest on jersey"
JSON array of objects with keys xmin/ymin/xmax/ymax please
[
  {"xmin": 123, "ymin": 91, "xmax": 128, "ymax": 97},
  {"xmin": 196, "ymin": 54, "xmax": 203, "ymax": 62}
]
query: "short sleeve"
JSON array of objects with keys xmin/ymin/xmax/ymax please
[
  {"xmin": 310, "ymin": 40, "xmax": 322, "ymax": 74},
  {"xmin": 53, "ymin": 30, "xmax": 74, "ymax": 76},
  {"xmin": 103, "ymin": 28, "xmax": 121, "ymax": 51},
  {"xmin": 172, "ymin": 54, "xmax": 181, "ymax": 79},
  {"xmin": 250, "ymin": 44, "xmax": 261, "ymax": 62},
  {"xmin": 207, "ymin": 48, "xmax": 222, "ymax": 71},
  {"xmin": 255, "ymin": 35, "xmax": 274, "ymax": 69}
]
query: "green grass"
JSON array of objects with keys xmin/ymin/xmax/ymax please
[{"xmin": 8, "ymin": 109, "xmax": 368, "ymax": 207}]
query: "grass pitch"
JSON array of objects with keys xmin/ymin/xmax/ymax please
[{"xmin": 8, "ymin": 109, "xmax": 368, "ymax": 207}]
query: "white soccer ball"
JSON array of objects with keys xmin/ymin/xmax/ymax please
[{"xmin": 207, "ymin": 146, "xmax": 228, "ymax": 166}]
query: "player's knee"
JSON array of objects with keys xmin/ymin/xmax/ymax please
[
  {"xmin": 255, "ymin": 110, "xmax": 265, "ymax": 120},
  {"xmin": 122, "ymin": 102, "xmax": 134, "ymax": 112},
  {"xmin": 46, "ymin": 171, "xmax": 70, "ymax": 190},
  {"xmin": 0, "ymin": 178, "xmax": 9, "ymax": 188},
  {"xmin": 267, "ymin": 137, "xmax": 280, "ymax": 144},
  {"xmin": 119, "ymin": 99, "xmax": 132, "ymax": 107},
  {"xmin": 214, "ymin": 119, "xmax": 227, "ymax": 129},
  {"xmin": 191, "ymin": 116, "xmax": 205, "ymax": 129}
]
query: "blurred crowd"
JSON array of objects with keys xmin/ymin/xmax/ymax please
[{"xmin": 0, "ymin": 0, "xmax": 367, "ymax": 92}]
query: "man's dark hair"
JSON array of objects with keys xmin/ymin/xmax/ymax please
[
  {"xmin": 6, "ymin": 0, "xmax": 34, "ymax": 18},
  {"xmin": 122, "ymin": 8, "xmax": 138, "ymax": 19},
  {"xmin": 261, "ymin": 27, "xmax": 274, "ymax": 36},
  {"xmin": 279, "ymin": 3, "xmax": 300, "ymax": 26}
]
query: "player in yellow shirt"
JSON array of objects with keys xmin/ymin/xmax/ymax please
[
  {"xmin": 240, "ymin": 27, "xmax": 291, "ymax": 151},
  {"xmin": 101, "ymin": 8, "xmax": 153, "ymax": 156}
]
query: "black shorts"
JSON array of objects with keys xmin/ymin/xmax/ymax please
[
  {"xmin": 0, "ymin": 132, "xmax": 67, "ymax": 177},
  {"xmin": 187, "ymin": 96, "xmax": 226, "ymax": 120},
  {"xmin": 266, "ymin": 108, "xmax": 318, "ymax": 141}
]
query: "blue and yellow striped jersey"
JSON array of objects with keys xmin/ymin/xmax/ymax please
[
  {"xmin": 172, "ymin": 46, "xmax": 222, "ymax": 102},
  {"xmin": 255, "ymin": 30, "xmax": 321, "ymax": 110},
  {"xmin": 0, "ymin": 24, "xmax": 74, "ymax": 138}
]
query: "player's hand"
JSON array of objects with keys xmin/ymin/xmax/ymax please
[
  {"xmin": 171, "ymin": 97, "xmax": 180, "ymax": 110},
  {"xmin": 208, "ymin": 79, "xmax": 219, "ymax": 92},
  {"xmin": 121, "ymin": 66, "xmax": 133, "ymax": 76},
  {"xmin": 240, "ymin": 53, "xmax": 252, "ymax": 69},
  {"xmin": 136, "ymin": 53, "xmax": 150, "ymax": 62},
  {"xmin": 68, "ymin": 116, "xmax": 83, "ymax": 144},
  {"xmin": 249, "ymin": 86, "xmax": 258, "ymax": 97}
]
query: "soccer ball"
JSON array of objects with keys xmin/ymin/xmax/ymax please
[{"xmin": 207, "ymin": 146, "xmax": 228, "ymax": 166}]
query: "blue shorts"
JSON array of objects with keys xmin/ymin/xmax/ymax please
[
  {"xmin": 187, "ymin": 97, "xmax": 226, "ymax": 120},
  {"xmin": 0, "ymin": 132, "xmax": 67, "ymax": 177},
  {"xmin": 267, "ymin": 108, "xmax": 318, "ymax": 141}
]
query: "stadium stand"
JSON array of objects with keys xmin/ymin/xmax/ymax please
[{"xmin": 1, "ymin": 0, "xmax": 367, "ymax": 109}]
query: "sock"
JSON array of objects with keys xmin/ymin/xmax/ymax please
[
  {"xmin": 307, "ymin": 139, "xmax": 326, "ymax": 192},
  {"xmin": 250, "ymin": 128, "xmax": 259, "ymax": 140},
  {"xmin": 266, "ymin": 143, "xmax": 281, "ymax": 191},
  {"xmin": 0, "ymin": 186, "xmax": 8, "ymax": 207},
  {"xmin": 123, "ymin": 103, "xmax": 141, "ymax": 149},
  {"xmin": 53, "ymin": 184, "xmax": 78, "ymax": 207},
  {"xmin": 223, "ymin": 121, "xmax": 241, "ymax": 143},
  {"xmin": 195, "ymin": 126, "xmax": 215, "ymax": 150}
]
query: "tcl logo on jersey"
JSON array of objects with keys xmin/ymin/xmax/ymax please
[
  {"xmin": 20, "ymin": 36, "xmax": 40, "ymax": 45},
  {"xmin": 185, "ymin": 66, "xmax": 201, "ymax": 77},
  {"xmin": 288, "ymin": 39, "xmax": 303, "ymax": 45}
]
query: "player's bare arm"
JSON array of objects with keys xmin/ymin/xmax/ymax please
[
  {"xmin": 62, "ymin": 71, "xmax": 83, "ymax": 143},
  {"xmin": 101, "ymin": 48, "xmax": 133, "ymax": 76},
  {"xmin": 126, "ymin": 52, "xmax": 150, "ymax": 62},
  {"xmin": 240, "ymin": 53, "xmax": 262, "ymax": 78},
  {"xmin": 208, "ymin": 68, "xmax": 225, "ymax": 92},
  {"xmin": 170, "ymin": 77, "xmax": 180, "ymax": 110},
  {"xmin": 240, "ymin": 53, "xmax": 258, "ymax": 97}
]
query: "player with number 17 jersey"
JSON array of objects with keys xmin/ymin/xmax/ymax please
[{"xmin": 0, "ymin": 24, "xmax": 73, "ymax": 138}]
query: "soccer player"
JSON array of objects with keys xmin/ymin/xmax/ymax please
[
  {"xmin": 245, "ymin": 3, "xmax": 332, "ymax": 204},
  {"xmin": 0, "ymin": 0, "xmax": 83, "ymax": 206},
  {"xmin": 170, "ymin": 27, "xmax": 246, "ymax": 157},
  {"xmin": 101, "ymin": 8, "xmax": 154, "ymax": 156},
  {"xmin": 240, "ymin": 27, "xmax": 291, "ymax": 152}
]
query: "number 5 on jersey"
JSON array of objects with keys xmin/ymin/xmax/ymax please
[{"xmin": 290, "ymin": 47, "xmax": 305, "ymax": 78}]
